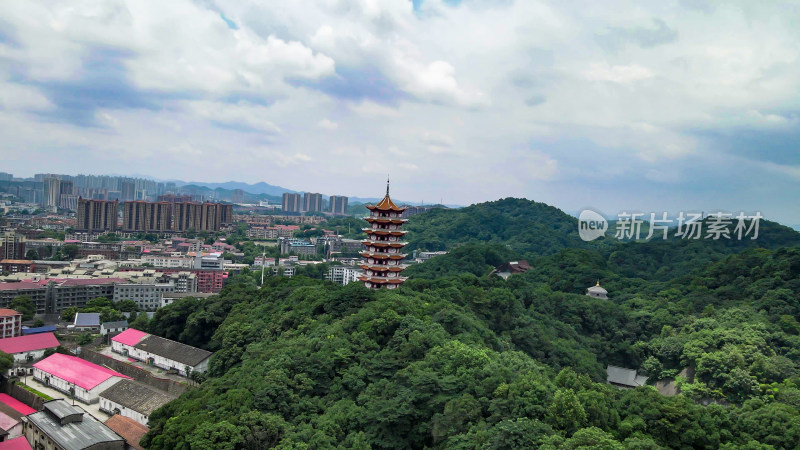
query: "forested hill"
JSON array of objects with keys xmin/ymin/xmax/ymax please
[
  {"xmin": 139, "ymin": 198, "xmax": 800, "ymax": 448},
  {"xmin": 404, "ymin": 198, "xmax": 600, "ymax": 256},
  {"xmin": 405, "ymin": 198, "xmax": 800, "ymax": 283},
  {"xmin": 142, "ymin": 246, "xmax": 800, "ymax": 448}
]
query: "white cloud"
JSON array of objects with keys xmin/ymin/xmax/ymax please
[
  {"xmin": 2, "ymin": 0, "xmax": 800, "ymax": 222},
  {"xmin": 584, "ymin": 63, "xmax": 654, "ymax": 83},
  {"xmin": 0, "ymin": 82, "xmax": 53, "ymax": 111},
  {"xmin": 318, "ymin": 118, "xmax": 339, "ymax": 130}
]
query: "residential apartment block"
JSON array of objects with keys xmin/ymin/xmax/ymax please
[{"xmin": 76, "ymin": 198, "xmax": 119, "ymax": 232}]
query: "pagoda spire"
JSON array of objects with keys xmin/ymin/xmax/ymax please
[{"xmin": 386, "ymin": 175, "xmax": 390, "ymax": 197}]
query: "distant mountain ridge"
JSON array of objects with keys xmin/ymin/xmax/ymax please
[{"xmin": 176, "ymin": 181, "xmax": 297, "ymax": 196}]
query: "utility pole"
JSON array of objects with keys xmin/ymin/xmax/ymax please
[{"xmin": 260, "ymin": 249, "xmax": 265, "ymax": 286}]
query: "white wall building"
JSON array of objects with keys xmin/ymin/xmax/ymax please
[
  {"xmin": 113, "ymin": 283, "xmax": 176, "ymax": 310},
  {"xmin": 111, "ymin": 328, "xmax": 212, "ymax": 377},
  {"xmin": 140, "ymin": 255, "xmax": 194, "ymax": 268},
  {"xmin": 32, "ymin": 354, "xmax": 131, "ymax": 404},
  {"xmin": 99, "ymin": 379, "xmax": 176, "ymax": 426},
  {"xmin": 0, "ymin": 332, "xmax": 60, "ymax": 376},
  {"xmin": 326, "ymin": 266, "xmax": 365, "ymax": 286}
]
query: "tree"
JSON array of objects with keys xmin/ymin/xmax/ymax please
[
  {"xmin": 561, "ymin": 427, "xmax": 624, "ymax": 449},
  {"xmin": 0, "ymin": 352, "xmax": 12, "ymax": 374},
  {"xmin": 76, "ymin": 333, "xmax": 94, "ymax": 346},
  {"xmin": 11, "ymin": 296, "xmax": 35, "ymax": 321},
  {"xmin": 25, "ymin": 249, "xmax": 39, "ymax": 260},
  {"xmin": 85, "ymin": 297, "xmax": 113, "ymax": 309},
  {"xmin": 61, "ymin": 307, "xmax": 79, "ymax": 322},
  {"xmin": 61, "ymin": 244, "xmax": 79, "ymax": 260},
  {"xmin": 114, "ymin": 300, "xmax": 139, "ymax": 312},
  {"xmin": 547, "ymin": 389, "xmax": 587, "ymax": 434},
  {"xmin": 129, "ymin": 313, "xmax": 150, "ymax": 331}
]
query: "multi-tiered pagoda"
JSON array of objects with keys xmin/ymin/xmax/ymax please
[{"xmin": 358, "ymin": 180, "xmax": 408, "ymax": 289}]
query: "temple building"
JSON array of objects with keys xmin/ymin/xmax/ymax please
[
  {"xmin": 586, "ymin": 281, "xmax": 608, "ymax": 299},
  {"xmin": 359, "ymin": 180, "xmax": 408, "ymax": 289}
]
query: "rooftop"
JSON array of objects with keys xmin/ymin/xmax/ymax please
[
  {"xmin": 0, "ymin": 436, "xmax": 32, "ymax": 450},
  {"xmin": 26, "ymin": 400, "xmax": 123, "ymax": 450},
  {"xmin": 22, "ymin": 325, "xmax": 57, "ymax": 335},
  {"xmin": 0, "ymin": 411, "xmax": 19, "ymax": 432},
  {"xmin": 0, "ymin": 394, "xmax": 36, "ymax": 416},
  {"xmin": 101, "ymin": 320, "xmax": 128, "ymax": 329},
  {"xmin": 0, "ymin": 332, "xmax": 59, "ymax": 354},
  {"xmin": 74, "ymin": 312, "xmax": 100, "ymax": 327},
  {"xmin": 105, "ymin": 415, "xmax": 147, "ymax": 450},
  {"xmin": 33, "ymin": 354, "xmax": 131, "ymax": 390},
  {"xmin": 135, "ymin": 334, "xmax": 212, "ymax": 367},
  {"xmin": 99, "ymin": 379, "xmax": 176, "ymax": 416},
  {"xmin": 606, "ymin": 365, "xmax": 648, "ymax": 388},
  {"xmin": 111, "ymin": 328, "xmax": 148, "ymax": 346},
  {"xmin": 0, "ymin": 282, "xmax": 46, "ymax": 292},
  {"xmin": 0, "ymin": 309, "xmax": 20, "ymax": 317}
]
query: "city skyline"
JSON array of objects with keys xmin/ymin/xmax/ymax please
[{"xmin": 1, "ymin": 1, "xmax": 799, "ymax": 224}]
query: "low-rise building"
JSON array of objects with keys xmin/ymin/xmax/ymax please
[
  {"xmin": 0, "ymin": 310, "xmax": 22, "ymax": 339},
  {"xmin": 72, "ymin": 313, "xmax": 100, "ymax": 332},
  {"xmin": 326, "ymin": 266, "xmax": 364, "ymax": 286},
  {"xmin": 271, "ymin": 266, "xmax": 295, "ymax": 277},
  {"xmin": 0, "ymin": 394, "xmax": 37, "ymax": 417},
  {"xmin": 246, "ymin": 227, "xmax": 278, "ymax": 240},
  {"xmin": 0, "ymin": 333, "xmax": 60, "ymax": 376},
  {"xmin": 0, "ymin": 260, "xmax": 34, "ymax": 275},
  {"xmin": 104, "ymin": 415, "xmax": 147, "ymax": 450},
  {"xmin": 21, "ymin": 325, "xmax": 56, "ymax": 336},
  {"xmin": 32, "ymin": 354, "xmax": 131, "ymax": 404},
  {"xmin": 139, "ymin": 255, "xmax": 194, "ymax": 269},
  {"xmin": 606, "ymin": 365, "xmax": 648, "ymax": 389},
  {"xmin": 99, "ymin": 380, "xmax": 176, "ymax": 426},
  {"xmin": 278, "ymin": 238, "xmax": 316, "ymax": 256},
  {"xmin": 0, "ymin": 411, "xmax": 23, "ymax": 441},
  {"xmin": 0, "ymin": 436, "xmax": 30, "ymax": 449},
  {"xmin": 22, "ymin": 399, "xmax": 125, "ymax": 449},
  {"xmin": 113, "ymin": 283, "xmax": 175, "ymax": 311},
  {"xmin": 100, "ymin": 321, "xmax": 128, "ymax": 336},
  {"xmin": 490, "ymin": 261, "xmax": 531, "ymax": 280},
  {"xmin": 160, "ymin": 292, "xmax": 214, "ymax": 308},
  {"xmin": 111, "ymin": 329, "xmax": 212, "ymax": 377}
]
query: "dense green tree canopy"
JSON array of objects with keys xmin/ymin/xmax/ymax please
[{"xmin": 139, "ymin": 199, "xmax": 800, "ymax": 449}]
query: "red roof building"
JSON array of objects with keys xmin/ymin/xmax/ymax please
[
  {"xmin": 0, "ymin": 411, "xmax": 21, "ymax": 441},
  {"xmin": 110, "ymin": 328, "xmax": 148, "ymax": 346},
  {"xmin": 105, "ymin": 414, "xmax": 147, "ymax": 450},
  {"xmin": 358, "ymin": 179, "xmax": 409, "ymax": 289},
  {"xmin": 32, "ymin": 354, "xmax": 131, "ymax": 404},
  {"xmin": 0, "ymin": 394, "xmax": 36, "ymax": 416},
  {"xmin": 0, "ymin": 332, "xmax": 59, "ymax": 356},
  {"xmin": 0, "ymin": 436, "xmax": 31, "ymax": 450}
]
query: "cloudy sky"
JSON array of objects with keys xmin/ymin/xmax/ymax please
[{"xmin": 1, "ymin": 0, "xmax": 799, "ymax": 224}]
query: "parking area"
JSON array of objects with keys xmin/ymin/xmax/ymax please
[{"xmin": 17, "ymin": 376, "xmax": 110, "ymax": 423}]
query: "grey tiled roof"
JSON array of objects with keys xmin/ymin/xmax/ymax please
[
  {"xmin": 99, "ymin": 380, "xmax": 176, "ymax": 416},
  {"xmin": 74, "ymin": 312, "xmax": 100, "ymax": 327},
  {"xmin": 134, "ymin": 335, "xmax": 212, "ymax": 367},
  {"xmin": 26, "ymin": 400, "xmax": 124, "ymax": 450},
  {"xmin": 102, "ymin": 320, "xmax": 129, "ymax": 329},
  {"xmin": 606, "ymin": 365, "xmax": 648, "ymax": 387}
]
